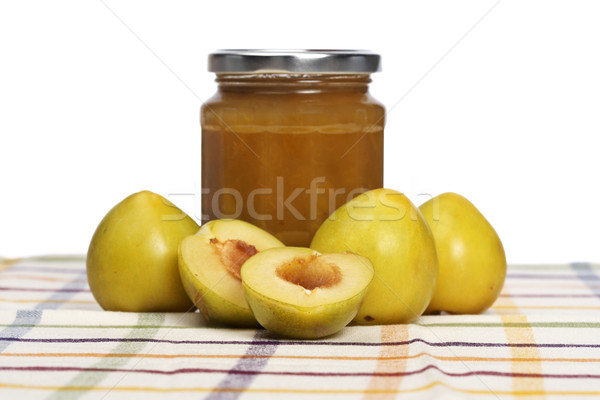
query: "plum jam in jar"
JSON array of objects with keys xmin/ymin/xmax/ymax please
[{"xmin": 201, "ymin": 50, "xmax": 384, "ymax": 246}]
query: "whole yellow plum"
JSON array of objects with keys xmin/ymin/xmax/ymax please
[
  {"xmin": 420, "ymin": 192, "xmax": 506, "ymax": 314},
  {"xmin": 310, "ymin": 188, "xmax": 438, "ymax": 325},
  {"xmin": 87, "ymin": 190, "xmax": 198, "ymax": 312}
]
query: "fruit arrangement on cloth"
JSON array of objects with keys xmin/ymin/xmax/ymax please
[{"xmin": 86, "ymin": 189, "xmax": 506, "ymax": 339}]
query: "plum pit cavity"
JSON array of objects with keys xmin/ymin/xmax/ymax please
[
  {"xmin": 210, "ymin": 238, "xmax": 258, "ymax": 281},
  {"xmin": 276, "ymin": 255, "xmax": 342, "ymax": 291}
]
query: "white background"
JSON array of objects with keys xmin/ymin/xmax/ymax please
[{"xmin": 1, "ymin": 0, "xmax": 599, "ymax": 263}]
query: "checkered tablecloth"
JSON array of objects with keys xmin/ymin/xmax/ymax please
[{"xmin": 0, "ymin": 256, "xmax": 599, "ymax": 399}]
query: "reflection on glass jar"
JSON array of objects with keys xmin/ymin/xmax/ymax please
[{"xmin": 201, "ymin": 50, "xmax": 384, "ymax": 247}]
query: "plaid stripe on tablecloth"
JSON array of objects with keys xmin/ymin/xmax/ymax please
[{"xmin": 0, "ymin": 257, "xmax": 599, "ymax": 399}]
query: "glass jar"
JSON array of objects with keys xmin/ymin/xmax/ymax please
[{"xmin": 201, "ymin": 50, "xmax": 384, "ymax": 247}]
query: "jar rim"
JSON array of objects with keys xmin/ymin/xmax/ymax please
[{"xmin": 208, "ymin": 49, "xmax": 381, "ymax": 74}]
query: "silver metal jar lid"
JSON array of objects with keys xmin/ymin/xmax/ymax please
[{"xmin": 208, "ymin": 50, "xmax": 381, "ymax": 74}]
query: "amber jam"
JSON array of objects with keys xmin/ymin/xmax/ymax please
[{"xmin": 201, "ymin": 51, "xmax": 384, "ymax": 246}]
